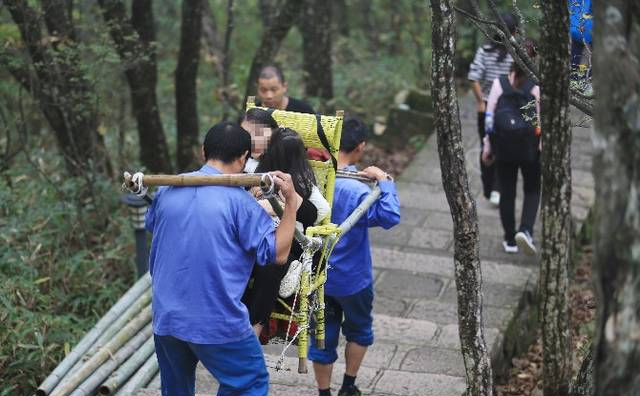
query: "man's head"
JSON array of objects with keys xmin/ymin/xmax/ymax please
[
  {"xmin": 257, "ymin": 65, "xmax": 288, "ymax": 110},
  {"xmin": 202, "ymin": 122, "xmax": 251, "ymax": 172},
  {"xmin": 339, "ymin": 116, "xmax": 369, "ymax": 164}
]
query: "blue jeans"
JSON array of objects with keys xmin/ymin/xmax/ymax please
[
  {"xmin": 154, "ymin": 334, "xmax": 269, "ymax": 396},
  {"xmin": 308, "ymin": 283, "xmax": 374, "ymax": 364}
]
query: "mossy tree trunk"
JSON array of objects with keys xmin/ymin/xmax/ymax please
[
  {"xmin": 429, "ymin": 1, "xmax": 492, "ymax": 395},
  {"xmin": 2, "ymin": 0, "xmax": 111, "ymax": 176},
  {"xmin": 99, "ymin": 0, "xmax": 172, "ymax": 173},
  {"xmin": 539, "ymin": 2, "xmax": 573, "ymax": 396},
  {"xmin": 175, "ymin": 0, "xmax": 203, "ymax": 172},
  {"xmin": 299, "ymin": 0, "xmax": 333, "ymax": 106},
  {"xmin": 243, "ymin": 0, "xmax": 302, "ymax": 107},
  {"xmin": 592, "ymin": 2, "xmax": 640, "ymax": 395}
]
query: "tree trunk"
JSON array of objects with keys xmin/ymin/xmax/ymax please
[
  {"xmin": 386, "ymin": 0, "xmax": 403, "ymax": 55},
  {"xmin": 258, "ymin": 0, "xmax": 287, "ymax": 29},
  {"xmin": 429, "ymin": 1, "xmax": 493, "ymax": 395},
  {"xmin": 175, "ymin": 0, "xmax": 203, "ymax": 172},
  {"xmin": 353, "ymin": 0, "xmax": 378, "ymax": 54},
  {"xmin": 220, "ymin": 0, "xmax": 235, "ymax": 120},
  {"xmin": 299, "ymin": 0, "xmax": 333, "ymax": 106},
  {"xmin": 99, "ymin": 0, "xmax": 172, "ymax": 173},
  {"xmin": 3, "ymin": 0, "xmax": 111, "ymax": 176},
  {"xmin": 243, "ymin": 0, "xmax": 302, "ymax": 107},
  {"xmin": 201, "ymin": 0, "xmax": 223, "ymax": 76},
  {"xmin": 539, "ymin": 2, "xmax": 573, "ymax": 395},
  {"xmin": 570, "ymin": 349, "xmax": 594, "ymax": 396},
  {"xmin": 591, "ymin": 2, "xmax": 640, "ymax": 395},
  {"xmin": 332, "ymin": 0, "xmax": 349, "ymax": 37}
]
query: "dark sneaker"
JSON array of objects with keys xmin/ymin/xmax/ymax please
[
  {"xmin": 515, "ymin": 231, "xmax": 537, "ymax": 256},
  {"xmin": 338, "ymin": 386, "xmax": 362, "ymax": 396}
]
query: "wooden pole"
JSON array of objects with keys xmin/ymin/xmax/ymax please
[
  {"xmin": 337, "ymin": 185, "xmax": 381, "ymax": 235},
  {"xmin": 123, "ymin": 172, "xmax": 271, "ymax": 188},
  {"xmin": 335, "ymin": 169, "xmax": 376, "ymax": 184}
]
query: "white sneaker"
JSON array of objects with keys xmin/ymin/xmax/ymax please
[
  {"xmin": 515, "ymin": 231, "xmax": 537, "ymax": 256},
  {"xmin": 489, "ymin": 191, "xmax": 500, "ymax": 207},
  {"xmin": 502, "ymin": 241, "xmax": 518, "ymax": 254},
  {"xmin": 279, "ymin": 260, "xmax": 302, "ymax": 298}
]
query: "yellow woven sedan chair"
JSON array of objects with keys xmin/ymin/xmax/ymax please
[{"xmin": 246, "ymin": 97, "xmax": 343, "ymax": 373}]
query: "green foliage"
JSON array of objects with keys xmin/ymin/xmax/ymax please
[
  {"xmin": 0, "ymin": 155, "xmax": 135, "ymax": 395},
  {"xmin": 0, "ymin": 1, "xmax": 545, "ymax": 394}
]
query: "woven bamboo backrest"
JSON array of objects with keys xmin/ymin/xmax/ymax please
[{"xmin": 246, "ymin": 97, "xmax": 343, "ymax": 223}]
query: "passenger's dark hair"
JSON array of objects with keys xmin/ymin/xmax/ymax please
[
  {"xmin": 242, "ymin": 107, "xmax": 279, "ymax": 130},
  {"xmin": 487, "ymin": 12, "xmax": 519, "ymax": 62},
  {"xmin": 255, "ymin": 128, "xmax": 316, "ymax": 199},
  {"xmin": 258, "ymin": 65, "xmax": 286, "ymax": 83},
  {"xmin": 340, "ymin": 116, "xmax": 369, "ymax": 153},
  {"xmin": 203, "ymin": 122, "xmax": 251, "ymax": 163},
  {"xmin": 512, "ymin": 38, "xmax": 537, "ymax": 89}
]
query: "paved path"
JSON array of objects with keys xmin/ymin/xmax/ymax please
[{"xmin": 138, "ymin": 93, "xmax": 595, "ymax": 396}]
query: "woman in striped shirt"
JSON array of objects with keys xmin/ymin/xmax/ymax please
[{"xmin": 468, "ymin": 12, "xmax": 519, "ymax": 206}]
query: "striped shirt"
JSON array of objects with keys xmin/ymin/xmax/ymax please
[{"xmin": 468, "ymin": 45, "xmax": 514, "ymax": 100}]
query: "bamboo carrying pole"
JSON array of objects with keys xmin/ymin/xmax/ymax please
[
  {"xmin": 50, "ymin": 305, "xmax": 152, "ymax": 396},
  {"xmin": 113, "ymin": 352, "xmax": 159, "ymax": 396},
  {"xmin": 98, "ymin": 336, "xmax": 155, "ymax": 395},
  {"xmin": 335, "ymin": 169, "xmax": 377, "ymax": 185},
  {"xmin": 36, "ymin": 274, "xmax": 151, "ymax": 396},
  {"xmin": 123, "ymin": 172, "xmax": 272, "ymax": 188},
  {"xmin": 337, "ymin": 185, "xmax": 382, "ymax": 235},
  {"xmin": 67, "ymin": 325, "xmax": 153, "ymax": 396}
]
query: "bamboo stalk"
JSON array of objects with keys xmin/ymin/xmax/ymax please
[
  {"xmin": 36, "ymin": 274, "xmax": 151, "ymax": 396},
  {"xmin": 50, "ymin": 305, "xmax": 152, "ymax": 396},
  {"xmin": 98, "ymin": 336, "xmax": 155, "ymax": 395},
  {"xmin": 335, "ymin": 169, "xmax": 376, "ymax": 184},
  {"xmin": 66, "ymin": 324, "xmax": 153, "ymax": 396},
  {"xmin": 123, "ymin": 172, "xmax": 271, "ymax": 188},
  {"xmin": 113, "ymin": 352, "xmax": 159, "ymax": 396},
  {"xmin": 62, "ymin": 291, "xmax": 151, "ymax": 383},
  {"xmin": 337, "ymin": 185, "xmax": 381, "ymax": 235}
]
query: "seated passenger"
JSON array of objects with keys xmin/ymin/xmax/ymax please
[{"xmin": 242, "ymin": 126, "xmax": 330, "ymax": 338}]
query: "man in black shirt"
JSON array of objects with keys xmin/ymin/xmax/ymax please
[{"xmin": 256, "ymin": 65, "xmax": 315, "ymax": 114}]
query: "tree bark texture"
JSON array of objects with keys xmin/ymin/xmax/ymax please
[
  {"xmin": 570, "ymin": 349, "xmax": 594, "ymax": 396},
  {"xmin": 299, "ymin": 0, "xmax": 333, "ymax": 103},
  {"xmin": 243, "ymin": 0, "xmax": 302, "ymax": 107},
  {"xmin": 592, "ymin": 2, "xmax": 640, "ymax": 395},
  {"xmin": 2, "ymin": 0, "xmax": 111, "ymax": 175},
  {"xmin": 99, "ymin": 0, "xmax": 172, "ymax": 173},
  {"xmin": 201, "ymin": 0, "xmax": 224, "ymax": 79},
  {"xmin": 220, "ymin": 0, "xmax": 235, "ymax": 120},
  {"xmin": 539, "ymin": 2, "xmax": 573, "ymax": 395},
  {"xmin": 429, "ymin": 1, "xmax": 492, "ymax": 395},
  {"xmin": 175, "ymin": 0, "xmax": 203, "ymax": 172}
]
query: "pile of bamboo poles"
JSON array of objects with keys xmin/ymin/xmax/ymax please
[{"xmin": 37, "ymin": 274, "xmax": 159, "ymax": 396}]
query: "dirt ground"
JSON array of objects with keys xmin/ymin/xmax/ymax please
[{"xmin": 495, "ymin": 246, "xmax": 596, "ymax": 396}]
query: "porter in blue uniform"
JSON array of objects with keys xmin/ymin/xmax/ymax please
[
  {"xmin": 145, "ymin": 122, "xmax": 298, "ymax": 396},
  {"xmin": 309, "ymin": 117, "xmax": 401, "ymax": 396}
]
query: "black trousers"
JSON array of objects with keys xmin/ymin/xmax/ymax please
[
  {"xmin": 242, "ymin": 262, "xmax": 289, "ymax": 326},
  {"xmin": 478, "ymin": 110, "xmax": 498, "ymax": 198},
  {"xmin": 496, "ymin": 159, "xmax": 541, "ymax": 243}
]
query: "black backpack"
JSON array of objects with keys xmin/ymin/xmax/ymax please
[{"xmin": 492, "ymin": 76, "xmax": 539, "ymax": 162}]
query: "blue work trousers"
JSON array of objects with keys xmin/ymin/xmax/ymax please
[{"xmin": 154, "ymin": 334, "xmax": 269, "ymax": 396}]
